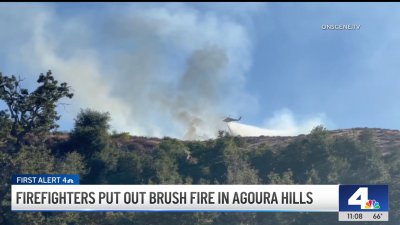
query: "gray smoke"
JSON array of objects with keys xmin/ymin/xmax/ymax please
[
  {"xmin": 170, "ymin": 47, "xmax": 228, "ymax": 139},
  {"xmin": 0, "ymin": 4, "xmax": 261, "ymax": 139}
]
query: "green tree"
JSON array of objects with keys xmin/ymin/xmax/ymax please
[
  {"xmin": 248, "ymin": 145, "xmax": 275, "ymax": 183},
  {"xmin": 0, "ymin": 111, "xmax": 12, "ymax": 141},
  {"xmin": 385, "ymin": 148, "xmax": 400, "ymax": 223},
  {"xmin": 213, "ymin": 137, "xmax": 259, "ymax": 184},
  {"xmin": 267, "ymin": 169, "xmax": 294, "ymax": 184},
  {"xmin": 152, "ymin": 139, "xmax": 188, "ymax": 184},
  {"xmin": 56, "ymin": 151, "xmax": 88, "ymax": 175},
  {"xmin": 13, "ymin": 146, "xmax": 55, "ymax": 174},
  {"xmin": 70, "ymin": 109, "xmax": 111, "ymax": 158},
  {"xmin": 0, "ymin": 70, "xmax": 73, "ymax": 144}
]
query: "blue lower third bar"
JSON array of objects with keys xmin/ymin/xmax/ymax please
[{"xmin": 12, "ymin": 174, "xmax": 80, "ymax": 185}]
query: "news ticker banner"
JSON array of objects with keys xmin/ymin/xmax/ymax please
[{"xmin": 11, "ymin": 175, "xmax": 389, "ymax": 222}]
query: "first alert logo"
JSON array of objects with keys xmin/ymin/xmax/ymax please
[{"xmin": 17, "ymin": 176, "xmax": 62, "ymax": 184}]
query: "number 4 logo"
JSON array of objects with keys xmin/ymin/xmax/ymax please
[
  {"xmin": 348, "ymin": 187, "xmax": 381, "ymax": 210},
  {"xmin": 348, "ymin": 187, "xmax": 369, "ymax": 209}
]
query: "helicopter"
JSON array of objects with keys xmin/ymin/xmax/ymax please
[{"xmin": 223, "ymin": 116, "xmax": 242, "ymax": 123}]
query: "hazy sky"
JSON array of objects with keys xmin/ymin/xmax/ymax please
[{"xmin": 1, "ymin": 3, "xmax": 400, "ymax": 138}]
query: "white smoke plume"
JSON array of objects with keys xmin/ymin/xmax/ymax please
[
  {"xmin": 0, "ymin": 4, "xmax": 327, "ymax": 139},
  {"xmin": 1, "ymin": 4, "xmax": 259, "ymax": 139}
]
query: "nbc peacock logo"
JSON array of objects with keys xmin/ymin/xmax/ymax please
[{"xmin": 365, "ymin": 199, "xmax": 380, "ymax": 210}]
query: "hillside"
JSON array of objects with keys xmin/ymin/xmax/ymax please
[
  {"xmin": 2, "ymin": 126, "xmax": 399, "ymax": 225},
  {"xmin": 107, "ymin": 127, "xmax": 400, "ymax": 155},
  {"xmin": 242, "ymin": 128, "xmax": 400, "ymax": 155}
]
